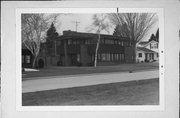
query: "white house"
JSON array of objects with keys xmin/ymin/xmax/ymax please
[{"xmin": 136, "ymin": 40, "xmax": 159, "ymax": 63}]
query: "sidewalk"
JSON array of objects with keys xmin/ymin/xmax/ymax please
[{"xmin": 22, "ymin": 70, "xmax": 159, "ymax": 93}]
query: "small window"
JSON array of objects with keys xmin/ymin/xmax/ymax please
[
  {"xmin": 111, "ymin": 54, "xmax": 114, "ymax": 61},
  {"xmin": 150, "ymin": 43, "xmax": 158, "ymax": 49},
  {"xmin": 138, "ymin": 53, "xmax": 142, "ymax": 57},
  {"xmin": 22, "ymin": 55, "xmax": 24, "ymax": 63},
  {"xmin": 91, "ymin": 54, "xmax": 95, "ymax": 62},
  {"xmin": 72, "ymin": 40, "xmax": 77, "ymax": 45},
  {"xmin": 100, "ymin": 39, "xmax": 105, "ymax": 44},
  {"xmin": 85, "ymin": 40, "xmax": 90, "ymax": 44},
  {"xmin": 98, "ymin": 53, "xmax": 101, "ymax": 61},
  {"xmin": 114, "ymin": 40, "xmax": 118, "ymax": 44},
  {"xmin": 77, "ymin": 54, "xmax": 80, "ymax": 62},
  {"xmin": 57, "ymin": 41, "xmax": 61, "ymax": 46},
  {"xmin": 101, "ymin": 53, "xmax": 106, "ymax": 61},
  {"xmin": 26, "ymin": 55, "xmax": 31, "ymax": 63},
  {"xmin": 107, "ymin": 53, "xmax": 111, "ymax": 61},
  {"xmin": 68, "ymin": 39, "xmax": 72, "ymax": 45},
  {"xmin": 122, "ymin": 42, "xmax": 124, "ymax": 46}
]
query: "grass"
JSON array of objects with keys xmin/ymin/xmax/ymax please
[
  {"xmin": 23, "ymin": 62, "xmax": 159, "ymax": 79},
  {"xmin": 22, "ymin": 78, "xmax": 159, "ymax": 106}
]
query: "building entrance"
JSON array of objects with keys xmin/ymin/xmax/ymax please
[{"xmin": 71, "ymin": 54, "xmax": 78, "ymax": 66}]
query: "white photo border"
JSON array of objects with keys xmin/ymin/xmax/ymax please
[{"xmin": 16, "ymin": 8, "xmax": 164, "ymax": 111}]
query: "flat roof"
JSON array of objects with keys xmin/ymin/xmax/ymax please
[{"xmin": 56, "ymin": 30, "xmax": 131, "ymax": 41}]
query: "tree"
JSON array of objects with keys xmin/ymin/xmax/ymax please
[
  {"xmin": 22, "ymin": 14, "xmax": 48, "ymax": 68},
  {"xmin": 113, "ymin": 24, "xmax": 129, "ymax": 37},
  {"xmin": 149, "ymin": 34, "xmax": 156, "ymax": 42},
  {"xmin": 87, "ymin": 14, "xmax": 111, "ymax": 67},
  {"xmin": 113, "ymin": 25, "xmax": 121, "ymax": 36},
  {"xmin": 46, "ymin": 22, "xmax": 59, "ymax": 65},
  {"xmin": 46, "ymin": 23, "xmax": 59, "ymax": 56},
  {"xmin": 109, "ymin": 13, "xmax": 157, "ymax": 63},
  {"xmin": 155, "ymin": 28, "xmax": 159, "ymax": 42},
  {"xmin": 22, "ymin": 14, "xmax": 60, "ymax": 68}
]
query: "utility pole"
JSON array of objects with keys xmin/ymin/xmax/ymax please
[{"xmin": 72, "ymin": 21, "xmax": 80, "ymax": 32}]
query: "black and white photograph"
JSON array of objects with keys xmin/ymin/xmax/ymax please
[
  {"xmin": 1, "ymin": 1, "xmax": 179, "ymax": 118},
  {"xmin": 18, "ymin": 8, "xmax": 163, "ymax": 108}
]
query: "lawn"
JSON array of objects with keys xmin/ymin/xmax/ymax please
[
  {"xmin": 23, "ymin": 62, "xmax": 159, "ymax": 79},
  {"xmin": 22, "ymin": 78, "xmax": 159, "ymax": 106}
]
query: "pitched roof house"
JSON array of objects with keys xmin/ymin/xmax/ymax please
[{"xmin": 136, "ymin": 38, "xmax": 159, "ymax": 63}]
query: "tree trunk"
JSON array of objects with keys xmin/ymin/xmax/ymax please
[
  {"xmin": 132, "ymin": 42, "xmax": 137, "ymax": 63},
  {"xmin": 64, "ymin": 40, "xmax": 68, "ymax": 66},
  {"xmin": 32, "ymin": 55, "xmax": 37, "ymax": 68},
  {"xmin": 94, "ymin": 33, "xmax": 101, "ymax": 67}
]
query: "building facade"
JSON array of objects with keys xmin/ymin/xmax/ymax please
[
  {"xmin": 22, "ymin": 30, "xmax": 135, "ymax": 68},
  {"xmin": 136, "ymin": 40, "xmax": 159, "ymax": 63}
]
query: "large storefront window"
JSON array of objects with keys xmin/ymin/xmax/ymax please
[
  {"xmin": 101, "ymin": 53, "xmax": 110, "ymax": 61},
  {"xmin": 98, "ymin": 53, "xmax": 124, "ymax": 62},
  {"xmin": 105, "ymin": 39, "xmax": 114, "ymax": 44}
]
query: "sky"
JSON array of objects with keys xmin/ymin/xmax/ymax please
[{"xmin": 51, "ymin": 13, "xmax": 159, "ymax": 42}]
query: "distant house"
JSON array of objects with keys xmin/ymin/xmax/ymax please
[
  {"xmin": 22, "ymin": 30, "xmax": 135, "ymax": 68},
  {"xmin": 136, "ymin": 39, "xmax": 159, "ymax": 63}
]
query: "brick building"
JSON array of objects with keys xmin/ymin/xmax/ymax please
[{"xmin": 22, "ymin": 30, "xmax": 135, "ymax": 68}]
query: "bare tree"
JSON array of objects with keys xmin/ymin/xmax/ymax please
[
  {"xmin": 87, "ymin": 14, "xmax": 111, "ymax": 67},
  {"xmin": 22, "ymin": 14, "xmax": 60, "ymax": 68},
  {"xmin": 109, "ymin": 13, "xmax": 157, "ymax": 63}
]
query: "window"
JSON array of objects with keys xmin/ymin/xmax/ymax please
[
  {"xmin": 129, "ymin": 42, "xmax": 132, "ymax": 46},
  {"xmin": 98, "ymin": 53, "xmax": 101, "ymax": 61},
  {"xmin": 118, "ymin": 41, "xmax": 121, "ymax": 45},
  {"xmin": 119, "ymin": 54, "xmax": 124, "ymax": 61},
  {"xmin": 101, "ymin": 53, "xmax": 111, "ymax": 61},
  {"xmin": 114, "ymin": 40, "xmax": 118, "ymax": 44},
  {"xmin": 77, "ymin": 54, "xmax": 80, "ymax": 62},
  {"xmin": 150, "ymin": 43, "xmax": 158, "ymax": 49},
  {"xmin": 57, "ymin": 41, "xmax": 61, "ymax": 46},
  {"xmin": 100, "ymin": 39, "xmax": 105, "ymax": 44},
  {"xmin": 91, "ymin": 54, "xmax": 95, "ymax": 62},
  {"xmin": 122, "ymin": 42, "xmax": 124, "ymax": 46},
  {"xmin": 26, "ymin": 55, "xmax": 31, "ymax": 63},
  {"xmin": 85, "ymin": 39, "xmax": 90, "ymax": 44},
  {"xmin": 72, "ymin": 40, "xmax": 77, "ymax": 45},
  {"xmin": 22, "ymin": 55, "xmax": 24, "ymax": 63},
  {"xmin": 68, "ymin": 39, "xmax": 72, "ymax": 45},
  {"xmin": 157, "ymin": 53, "xmax": 159, "ymax": 57},
  {"xmin": 111, "ymin": 54, "xmax": 114, "ymax": 61},
  {"xmin": 122, "ymin": 54, "xmax": 124, "ymax": 61},
  {"xmin": 138, "ymin": 53, "xmax": 142, "ymax": 57},
  {"xmin": 101, "ymin": 53, "xmax": 106, "ymax": 61},
  {"xmin": 107, "ymin": 54, "xmax": 111, "ymax": 61},
  {"xmin": 105, "ymin": 39, "xmax": 114, "ymax": 44}
]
